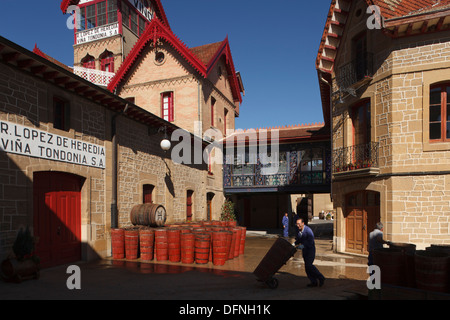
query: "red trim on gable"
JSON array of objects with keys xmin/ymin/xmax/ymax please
[{"xmin": 107, "ymin": 17, "xmax": 206, "ymax": 92}]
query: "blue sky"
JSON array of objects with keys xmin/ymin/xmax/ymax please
[{"xmin": 0, "ymin": 0, "xmax": 331, "ymax": 130}]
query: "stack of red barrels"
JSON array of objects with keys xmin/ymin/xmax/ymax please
[{"xmin": 111, "ymin": 220, "xmax": 246, "ymax": 266}]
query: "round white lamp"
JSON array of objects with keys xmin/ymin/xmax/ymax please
[{"xmin": 160, "ymin": 138, "xmax": 171, "ymax": 151}]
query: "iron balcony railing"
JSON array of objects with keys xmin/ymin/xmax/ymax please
[
  {"xmin": 333, "ymin": 142, "xmax": 379, "ymax": 173},
  {"xmin": 338, "ymin": 53, "xmax": 374, "ymax": 89}
]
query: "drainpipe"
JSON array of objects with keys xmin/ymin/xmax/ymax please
[
  {"xmin": 111, "ymin": 104, "xmax": 129, "ymax": 229},
  {"xmin": 319, "ymin": 72, "xmax": 333, "ymax": 201}
]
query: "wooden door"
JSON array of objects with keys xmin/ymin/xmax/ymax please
[
  {"xmin": 33, "ymin": 172, "xmax": 82, "ymax": 268},
  {"xmin": 345, "ymin": 191, "xmax": 380, "ymax": 254}
]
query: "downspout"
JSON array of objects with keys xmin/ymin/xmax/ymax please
[
  {"xmin": 198, "ymin": 78, "xmax": 202, "ymax": 137},
  {"xmin": 319, "ymin": 72, "xmax": 333, "ymax": 201},
  {"xmin": 111, "ymin": 103, "xmax": 129, "ymax": 229}
]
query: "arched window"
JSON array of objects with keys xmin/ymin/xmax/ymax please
[
  {"xmin": 81, "ymin": 54, "xmax": 95, "ymax": 69},
  {"xmin": 100, "ymin": 50, "xmax": 114, "ymax": 73}
]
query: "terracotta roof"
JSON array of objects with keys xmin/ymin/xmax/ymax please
[
  {"xmin": 32, "ymin": 44, "xmax": 73, "ymax": 73},
  {"xmin": 190, "ymin": 41, "xmax": 224, "ymax": 68},
  {"xmin": 370, "ymin": 0, "xmax": 450, "ymax": 19},
  {"xmin": 224, "ymin": 123, "xmax": 329, "ymax": 144}
]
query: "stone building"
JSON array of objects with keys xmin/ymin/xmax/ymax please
[
  {"xmin": 316, "ymin": 0, "xmax": 450, "ymax": 253},
  {"xmin": 0, "ymin": 0, "xmax": 244, "ymax": 268},
  {"xmin": 223, "ymin": 124, "xmax": 332, "ymax": 230}
]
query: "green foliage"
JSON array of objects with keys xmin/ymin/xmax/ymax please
[
  {"xmin": 12, "ymin": 226, "xmax": 35, "ymax": 261},
  {"xmin": 220, "ymin": 200, "xmax": 236, "ymax": 222}
]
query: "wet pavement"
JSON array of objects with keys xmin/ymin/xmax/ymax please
[{"xmin": 0, "ymin": 221, "xmax": 371, "ymax": 301}]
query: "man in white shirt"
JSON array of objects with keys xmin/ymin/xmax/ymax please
[{"xmin": 368, "ymin": 222, "xmax": 390, "ymax": 265}]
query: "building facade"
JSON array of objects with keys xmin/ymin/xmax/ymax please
[
  {"xmin": 223, "ymin": 124, "xmax": 332, "ymax": 230},
  {"xmin": 0, "ymin": 0, "xmax": 244, "ymax": 268},
  {"xmin": 316, "ymin": 0, "xmax": 450, "ymax": 253}
]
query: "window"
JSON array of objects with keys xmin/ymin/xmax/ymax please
[
  {"xmin": 354, "ymin": 32, "xmax": 368, "ymax": 81},
  {"xmin": 211, "ymin": 97, "xmax": 216, "ymax": 127},
  {"xmin": 100, "ymin": 50, "xmax": 114, "ymax": 72},
  {"xmin": 430, "ymin": 83, "xmax": 450, "ymax": 142},
  {"xmin": 107, "ymin": 0, "xmax": 118, "ymax": 24},
  {"xmin": 352, "ymin": 100, "xmax": 371, "ymax": 147},
  {"xmin": 53, "ymin": 97, "xmax": 70, "ymax": 131},
  {"xmin": 97, "ymin": 1, "xmax": 107, "ymax": 26},
  {"xmin": 143, "ymin": 184, "xmax": 154, "ymax": 203},
  {"xmin": 130, "ymin": 10, "xmax": 138, "ymax": 34},
  {"xmin": 186, "ymin": 190, "xmax": 194, "ymax": 222},
  {"xmin": 139, "ymin": 16, "xmax": 146, "ymax": 36},
  {"xmin": 86, "ymin": 4, "xmax": 96, "ymax": 29},
  {"xmin": 122, "ymin": 1, "xmax": 148, "ymax": 36},
  {"xmin": 161, "ymin": 92, "xmax": 174, "ymax": 122},
  {"xmin": 224, "ymin": 108, "xmax": 228, "ymax": 135},
  {"xmin": 82, "ymin": 55, "xmax": 95, "ymax": 69},
  {"xmin": 207, "ymin": 193, "xmax": 214, "ymax": 221},
  {"xmin": 78, "ymin": 1, "xmax": 117, "ymax": 31}
]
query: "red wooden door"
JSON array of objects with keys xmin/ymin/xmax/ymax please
[{"xmin": 33, "ymin": 172, "xmax": 82, "ymax": 268}]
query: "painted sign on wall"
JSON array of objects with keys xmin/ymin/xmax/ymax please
[
  {"xmin": 0, "ymin": 120, "xmax": 106, "ymax": 169},
  {"xmin": 76, "ymin": 23, "xmax": 119, "ymax": 45}
]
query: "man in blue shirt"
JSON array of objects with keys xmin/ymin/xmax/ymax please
[
  {"xmin": 282, "ymin": 212, "xmax": 289, "ymax": 238},
  {"xmin": 295, "ymin": 218, "xmax": 325, "ymax": 287}
]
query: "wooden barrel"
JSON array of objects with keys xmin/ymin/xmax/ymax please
[
  {"xmin": 130, "ymin": 203, "xmax": 166, "ymax": 227},
  {"xmin": 139, "ymin": 228, "xmax": 154, "ymax": 261},
  {"xmin": 124, "ymin": 229, "xmax": 139, "ymax": 260},
  {"xmin": 195, "ymin": 234, "xmax": 211, "ymax": 264},
  {"xmin": 212, "ymin": 231, "xmax": 229, "ymax": 266},
  {"xmin": 111, "ymin": 228, "xmax": 125, "ymax": 259},
  {"xmin": 390, "ymin": 242, "xmax": 416, "ymax": 288},
  {"xmin": 154, "ymin": 228, "xmax": 168, "ymax": 261},
  {"xmin": 373, "ymin": 248, "xmax": 405, "ymax": 286},
  {"xmin": 181, "ymin": 232, "xmax": 195, "ymax": 264},
  {"xmin": 415, "ymin": 250, "xmax": 450, "ymax": 293},
  {"xmin": 168, "ymin": 228, "xmax": 181, "ymax": 263}
]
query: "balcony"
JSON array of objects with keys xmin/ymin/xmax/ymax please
[
  {"xmin": 73, "ymin": 66, "xmax": 115, "ymax": 87},
  {"xmin": 332, "ymin": 142, "xmax": 379, "ymax": 180},
  {"xmin": 338, "ymin": 53, "xmax": 374, "ymax": 89},
  {"xmin": 223, "ymin": 146, "xmax": 332, "ymax": 194}
]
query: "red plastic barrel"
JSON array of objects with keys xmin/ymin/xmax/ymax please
[
  {"xmin": 111, "ymin": 228, "xmax": 125, "ymax": 259},
  {"xmin": 181, "ymin": 232, "xmax": 195, "ymax": 264},
  {"xmin": 195, "ymin": 234, "xmax": 211, "ymax": 264},
  {"xmin": 124, "ymin": 228, "xmax": 139, "ymax": 260},
  {"xmin": 212, "ymin": 231, "xmax": 229, "ymax": 266},
  {"xmin": 168, "ymin": 228, "xmax": 181, "ymax": 263},
  {"xmin": 154, "ymin": 228, "xmax": 168, "ymax": 261},
  {"xmin": 139, "ymin": 228, "xmax": 154, "ymax": 261}
]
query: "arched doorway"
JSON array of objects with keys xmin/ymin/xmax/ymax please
[
  {"xmin": 33, "ymin": 172, "xmax": 83, "ymax": 268},
  {"xmin": 345, "ymin": 191, "xmax": 380, "ymax": 254}
]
